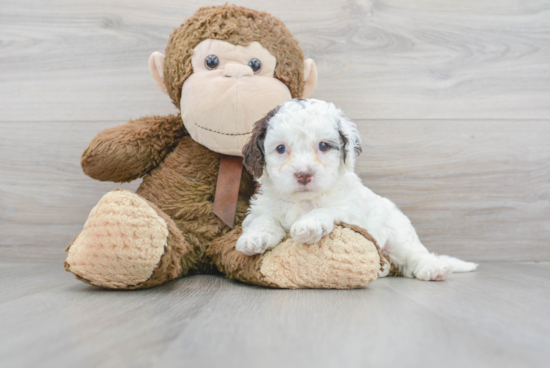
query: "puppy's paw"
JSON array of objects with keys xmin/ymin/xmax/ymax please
[
  {"xmin": 236, "ymin": 231, "xmax": 281, "ymax": 256},
  {"xmin": 414, "ymin": 255, "xmax": 451, "ymax": 281},
  {"xmin": 378, "ymin": 259, "xmax": 391, "ymax": 278},
  {"xmin": 291, "ymin": 219, "xmax": 333, "ymax": 244}
]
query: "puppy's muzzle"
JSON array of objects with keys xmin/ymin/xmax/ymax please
[{"xmin": 295, "ymin": 170, "xmax": 313, "ymax": 185}]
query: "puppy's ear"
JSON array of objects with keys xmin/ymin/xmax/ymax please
[
  {"xmin": 338, "ymin": 116, "xmax": 362, "ymax": 171},
  {"xmin": 242, "ymin": 105, "xmax": 281, "ymax": 179}
]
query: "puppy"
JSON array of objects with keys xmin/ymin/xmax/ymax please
[{"xmin": 236, "ymin": 99, "xmax": 477, "ymax": 281}]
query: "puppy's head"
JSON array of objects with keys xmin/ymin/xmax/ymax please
[{"xmin": 242, "ymin": 99, "xmax": 361, "ymax": 197}]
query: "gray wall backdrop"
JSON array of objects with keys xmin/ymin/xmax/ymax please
[{"xmin": 1, "ymin": 0, "xmax": 549, "ymax": 263}]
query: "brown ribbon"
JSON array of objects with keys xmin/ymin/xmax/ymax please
[{"xmin": 213, "ymin": 155, "xmax": 244, "ymax": 228}]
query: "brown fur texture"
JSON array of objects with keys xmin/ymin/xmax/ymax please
[
  {"xmin": 208, "ymin": 224, "xmax": 385, "ymax": 289},
  {"xmin": 133, "ymin": 197, "xmax": 194, "ymax": 289},
  {"xmin": 207, "ymin": 227, "xmax": 276, "ymax": 287},
  {"xmin": 164, "ymin": 4, "xmax": 305, "ymax": 108},
  {"xmin": 135, "ymin": 136, "xmax": 256, "ymax": 273},
  {"xmin": 67, "ymin": 119, "xmax": 386, "ymax": 289},
  {"xmin": 65, "ymin": 5, "xmax": 386, "ymax": 290},
  {"xmin": 82, "ymin": 114, "xmax": 186, "ymax": 183},
  {"xmin": 64, "ymin": 190, "xmax": 194, "ymax": 290},
  {"xmin": 242, "ymin": 105, "xmax": 281, "ymax": 179}
]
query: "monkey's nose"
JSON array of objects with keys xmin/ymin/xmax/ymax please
[
  {"xmin": 294, "ymin": 170, "xmax": 313, "ymax": 185},
  {"xmin": 223, "ymin": 64, "xmax": 254, "ymax": 78}
]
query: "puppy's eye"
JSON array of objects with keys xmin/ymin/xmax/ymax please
[
  {"xmin": 248, "ymin": 58, "xmax": 261, "ymax": 73},
  {"xmin": 319, "ymin": 142, "xmax": 329, "ymax": 152},
  {"xmin": 276, "ymin": 145, "xmax": 286, "ymax": 154},
  {"xmin": 205, "ymin": 55, "xmax": 219, "ymax": 70}
]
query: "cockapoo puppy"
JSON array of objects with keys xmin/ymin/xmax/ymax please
[{"xmin": 236, "ymin": 99, "xmax": 477, "ymax": 281}]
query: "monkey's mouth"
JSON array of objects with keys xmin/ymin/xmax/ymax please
[{"xmin": 194, "ymin": 122, "xmax": 252, "ymax": 136}]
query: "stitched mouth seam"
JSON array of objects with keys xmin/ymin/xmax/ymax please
[{"xmin": 194, "ymin": 122, "xmax": 252, "ymax": 136}]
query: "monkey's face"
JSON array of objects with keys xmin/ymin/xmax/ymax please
[
  {"xmin": 150, "ymin": 39, "xmax": 317, "ymax": 156},
  {"xmin": 178, "ymin": 40, "xmax": 292, "ymax": 155}
]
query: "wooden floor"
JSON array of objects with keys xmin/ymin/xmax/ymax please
[
  {"xmin": 0, "ymin": 262, "xmax": 548, "ymax": 368},
  {"xmin": 1, "ymin": 1, "xmax": 549, "ymax": 367}
]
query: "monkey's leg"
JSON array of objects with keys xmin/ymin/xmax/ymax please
[
  {"xmin": 208, "ymin": 224, "xmax": 388, "ymax": 289},
  {"xmin": 64, "ymin": 189, "xmax": 197, "ymax": 289}
]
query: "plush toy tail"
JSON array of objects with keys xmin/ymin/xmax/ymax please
[{"xmin": 438, "ymin": 255, "xmax": 478, "ymax": 273}]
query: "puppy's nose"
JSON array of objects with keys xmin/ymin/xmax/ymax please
[
  {"xmin": 223, "ymin": 64, "xmax": 254, "ymax": 78},
  {"xmin": 295, "ymin": 170, "xmax": 313, "ymax": 185}
]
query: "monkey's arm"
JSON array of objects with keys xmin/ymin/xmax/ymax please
[{"xmin": 81, "ymin": 114, "xmax": 187, "ymax": 182}]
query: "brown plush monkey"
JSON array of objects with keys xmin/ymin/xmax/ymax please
[{"xmin": 64, "ymin": 5, "xmax": 387, "ymax": 289}]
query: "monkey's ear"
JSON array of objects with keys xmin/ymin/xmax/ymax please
[
  {"xmin": 148, "ymin": 52, "xmax": 168, "ymax": 94},
  {"xmin": 302, "ymin": 59, "xmax": 318, "ymax": 98}
]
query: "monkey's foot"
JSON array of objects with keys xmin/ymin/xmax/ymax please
[
  {"xmin": 260, "ymin": 224, "xmax": 385, "ymax": 289},
  {"xmin": 65, "ymin": 190, "xmax": 188, "ymax": 289},
  {"xmin": 210, "ymin": 224, "xmax": 386, "ymax": 289}
]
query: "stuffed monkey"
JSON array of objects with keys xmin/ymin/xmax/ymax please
[{"xmin": 64, "ymin": 5, "xmax": 388, "ymax": 289}]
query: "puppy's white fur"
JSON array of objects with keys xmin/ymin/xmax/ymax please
[{"xmin": 236, "ymin": 99, "xmax": 477, "ymax": 281}]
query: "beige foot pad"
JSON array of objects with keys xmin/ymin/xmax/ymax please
[
  {"xmin": 65, "ymin": 190, "xmax": 169, "ymax": 289},
  {"xmin": 260, "ymin": 225, "xmax": 383, "ymax": 289}
]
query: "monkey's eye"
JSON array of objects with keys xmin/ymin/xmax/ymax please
[
  {"xmin": 204, "ymin": 55, "xmax": 219, "ymax": 70},
  {"xmin": 319, "ymin": 142, "xmax": 329, "ymax": 152},
  {"xmin": 276, "ymin": 145, "xmax": 286, "ymax": 154},
  {"xmin": 248, "ymin": 58, "xmax": 261, "ymax": 73}
]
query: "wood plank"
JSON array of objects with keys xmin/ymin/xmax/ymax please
[
  {"xmin": 0, "ymin": 263, "xmax": 75, "ymax": 305},
  {"xmin": 156, "ymin": 263, "xmax": 550, "ymax": 368},
  {"xmin": 355, "ymin": 120, "xmax": 550, "ymax": 262},
  {"xmin": 1, "ymin": 120, "xmax": 548, "ymax": 262},
  {"xmin": 0, "ymin": 121, "xmax": 140, "ymax": 263},
  {"xmin": 0, "ymin": 0, "xmax": 549, "ymax": 121},
  {"xmin": 385, "ymin": 262, "xmax": 550, "ymax": 353},
  {"xmin": 0, "ymin": 262, "xmax": 548, "ymax": 368}
]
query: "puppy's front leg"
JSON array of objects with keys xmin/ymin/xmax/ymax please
[
  {"xmin": 291, "ymin": 209, "xmax": 336, "ymax": 244},
  {"xmin": 236, "ymin": 215, "xmax": 286, "ymax": 256}
]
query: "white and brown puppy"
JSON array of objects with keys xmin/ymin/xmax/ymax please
[{"xmin": 237, "ymin": 99, "xmax": 477, "ymax": 281}]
